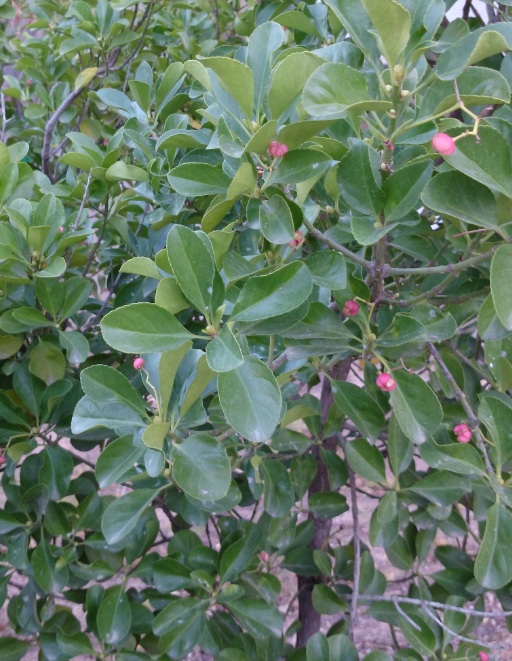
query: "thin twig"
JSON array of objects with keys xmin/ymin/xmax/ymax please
[
  {"xmin": 302, "ymin": 218, "xmax": 371, "ymax": 269},
  {"xmin": 422, "ymin": 603, "xmax": 498, "ymax": 649},
  {"xmin": 0, "ymin": 93, "xmax": 8, "ymax": 142},
  {"xmin": 357, "ymin": 593, "xmax": 512, "ymax": 618},
  {"xmin": 427, "ymin": 341, "xmax": 494, "ymax": 475}
]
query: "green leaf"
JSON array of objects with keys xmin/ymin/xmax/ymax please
[
  {"xmin": 97, "ymin": 586, "xmax": 132, "ymax": 645},
  {"xmin": 227, "ymin": 598, "xmax": 284, "ymax": 639},
  {"xmin": 383, "ymin": 162, "xmax": 433, "ymax": 222},
  {"xmin": 261, "ymin": 459, "xmax": 295, "ymax": 518},
  {"xmin": 304, "ymin": 251, "xmax": 347, "ymax": 290},
  {"xmin": 56, "ymin": 630, "xmax": 95, "ymax": 657},
  {"xmin": 172, "ymin": 433, "xmax": 231, "ymax": 501},
  {"xmin": 219, "ymin": 524, "xmax": 262, "ymax": 583},
  {"xmin": 58, "ymin": 330, "xmax": 89, "ymax": 365},
  {"xmin": 269, "ymin": 52, "xmax": 323, "ymax": 119},
  {"xmin": 369, "ymin": 492, "xmax": 398, "ymax": 547},
  {"xmin": 28, "ymin": 340, "xmax": 66, "ymax": 385},
  {"xmin": 267, "ymin": 149, "xmax": 332, "ymax": 185},
  {"xmin": 475, "ymin": 502, "xmax": 512, "ymax": 589},
  {"xmin": 120, "ymin": 257, "xmax": 162, "ymax": 280},
  {"xmin": 345, "ymin": 439, "xmax": 386, "ymax": 483},
  {"xmin": 167, "ymin": 225, "xmax": 216, "ymax": 319},
  {"xmin": 323, "ymin": 0, "xmax": 380, "ymax": 61},
  {"xmin": 259, "ymin": 195, "xmax": 295, "ymax": 244},
  {"xmin": 309, "ymin": 492, "xmax": 348, "ymax": 518},
  {"xmin": 311, "ymin": 586, "xmax": 347, "ymax": 616},
  {"xmin": 478, "ymin": 293, "xmax": 510, "ymax": 341},
  {"xmin": 422, "ymin": 171, "xmax": 502, "ymax": 233},
  {"xmin": 248, "ymin": 22, "xmax": 284, "ymax": 116},
  {"xmin": 206, "ymin": 324, "xmax": 244, "ymax": 372},
  {"xmin": 101, "ymin": 489, "xmax": 158, "ymax": 545},
  {"xmin": 0, "ymin": 335, "xmax": 22, "ymax": 359},
  {"xmin": 106, "ymin": 162, "xmax": 149, "ymax": 182},
  {"xmin": 390, "ymin": 371, "xmax": 442, "ymax": 444},
  {"xmin": 419, "ymin": 438, "xmax": 486, "ymax": 477},
  {"xmin": 232, "ymin": 262, "xmax": 313, "ymax": 321},
  {"xmin": 81, "ymin": 365, "xmax": 148, "ymax": 417},
  {"xmin": 479, "ymin": 392, "xmax": 512, "ymax": 469},
  {"xmin": 388, "ymin": 414, "xmax": 414, "ymax": 476},
  {"xmin": 168, "ymin": 162, "xmax": 231, "ymax": 196},
  {"xmin": 306, "ymin": 632, "xmax": 329, "ymax": 660},
  {"xmin": 153, "ymin": 598, "xmax": 208, "ymax": 658},
  {"xmin": 491, "ymin": 244, "xmax": 512, "ymax": 330},
  {"xmin": 101, "ymin": 303, "xmax": 194, "ymax": 353},
  {"xmin": 200, "ymin": 56, "xmax": 254, "ymax": 118},
  {"xmin": 96, "ymin": 436, "xmax": 144, "ymax": 489},
  {"xmin": 303, "ymin": 62, "xmax": 392, "ymax": 119},
  {"xmin": 337, "ymin": 140, "xmax": 383, "ymax": 216},
  {"xmin": 0, "ymin": 639, "xmax": 31, "ymax": 661},
  {"xmin": 446, "ymin": 127, "xmax": 512, "ymax": 198},
  {"xmin": 282, "ymin": 302, "xmax": 353, "ymax": 341},
  {"xmin": 378, "ymin": 314, "xmax": 425, "ymax": 347},
  {"xmin": 361, "ymin": 0, "xmax": 411, "ymax": 69},
  {"xmin": 218, "ymin": 356, "xmax": 282, "ymax": 442},
  {"xmin": 408, "ymin": 472, "xmax": 471, "ymax": 507},
  {"xmin": 436, "ymin": 22, "xmax": 512, "ymax": 80},
  {"xmin": 332, "ymin": 381, "xmax": 385, "ymax": 443}
]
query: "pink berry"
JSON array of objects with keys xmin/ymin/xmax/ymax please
[
  {"xmin": 133, "ymin": 357, "xmax": 145, "ymax": 370},
  {"xmin": 453, "ymin": 423, "xmax": 469, "ymax": 435},
  {"xmin": 275, "ymin": 143, "xmax": 288, "ymax": 158},
  {"xmin": 478, "ymin": 653, "xmax": 490, "ymax": 661},
  {"xmin": 376, "ymin": 373, "xmax": 397, "ymax": 392},
  {"xmin": 342, "ymin": 300, "xmax": 359, "ymax": 316},
  {"xmin": 432, "ymin": 133, "xmax": 456, "ymax": 156}
]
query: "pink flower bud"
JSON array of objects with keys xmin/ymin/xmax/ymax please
[
  {"xmin": 342, "ymin": 300, "xmax": 359, "ymax": 316},
  {"xmin": 133, "ymin": 357, "xmax": 145, "ymax": 370},
  {"xmin": 456, "ymin": 429, "xmax": 472, "ymax": 443},
  {"xmin": 453, "ymin": 423, "xmax": 469, "ymax": 435},
  {"xmin": 268, "ymin": 140, "xmax": 288, "ymax": 158},
  {"xmin": 432, "ymin": 133, "xmax": 456, "ymax": 156},
  {"xmin": 478, "ymin": 653, "xmax": 490, "ymax": 661},
  {"xmin": 58, "ymin": 226, "xmax": 64, "ymax": 233},
  {"xmin": 288, "ymin": 230, "xmax": 304, "ymax": 249},
  {"xmin": 376, "ymin": 373, "xmax": 397, "ymax": 392},
  {"xmin": 260, "ymin": 551, "xmax": 269, "ymax": 562}
]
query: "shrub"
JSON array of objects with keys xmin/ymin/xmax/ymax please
[{"xmin": 1, "ymin": 1, "xmax": 512, "ymax": 659}]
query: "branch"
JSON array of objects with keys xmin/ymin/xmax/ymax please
[
  {"xmin": 302, "ymin": 218, "xmax": 371, "ymax": 269},
  {"xmin": 357, "ymin": 593, "xmax": 512, "ymax": 618},
  {"xmin": 339, "ymin": 435, "xmax": 361, "ymax": 639},
  {"xmin": 427, "ymin": 341, "xmax": 494, "ymax": 475},
  {"xmin": 387, "ymin": 244, "xmax": 499, "ymax": 277}
]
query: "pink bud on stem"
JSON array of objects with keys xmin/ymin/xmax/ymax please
[
  {"xmin": 133, "ymin": 357, "xmax": 145, "ymax": 370},
  {"xmin": 268, "ymin": 141, "xmax": 289, "ymax": 158},
  {"xmin": 342, "ymin": 300, "xmax": 360, "ymax": 316},
  {"xmin": 376, "ymin": 373, "xmax": 397, "ymax": 392},
  {"xmin": 432, "ymin": 133, "xmax": 456, "ymax": 156}
]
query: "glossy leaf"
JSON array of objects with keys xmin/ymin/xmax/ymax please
[
  {"xmin": 491, "ymin": 244, "xmax": 512, "ymax": 330},
  {"xmin": 172, "ymin": 433, "xmax": 231, "ymax": 501},
  {"xmin": 101, "ymin": 489, "xmax": 159, "ymax": 545},
  {"xmin": 218, "ymin": 357, "xmax": 282, "ymax": 442},
  {"xmin": 101, "ymin": 303, "xmax": 194, "ymax": 353},
  {"xmin": 475, "ymin": 502, "xmax": 512, "ymax": 589},
  {"xmin": 390, "ymin": 371, "xmax": 442, "ymax": 444},
  {"xmin": 332, "ymin": 380, "xmax": 385, "ymax": 443}
]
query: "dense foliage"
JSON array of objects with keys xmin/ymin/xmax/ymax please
[{"xmin": 2, "ymin": 0, "xmax": 512, "ymax": 658}]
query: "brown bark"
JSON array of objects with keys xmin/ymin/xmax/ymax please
[{"xmin": 295, "ymin": 358, "xmax": 352, "ymax": 648}]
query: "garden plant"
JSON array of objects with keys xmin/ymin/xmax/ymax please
[{"xmin": 2, "ymin": 0, "xmax": 512, "ymax": 659}]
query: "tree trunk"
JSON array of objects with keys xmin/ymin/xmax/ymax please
[{"xmin": 295, "ymin": 358, "xmax": 352, "ymax": 648}]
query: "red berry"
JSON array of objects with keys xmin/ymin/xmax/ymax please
[
  {"xmin": 432, "ymin": 133, "xmax": 456, "ymax": 156},
  {"xmin": 133, "ymin": 357, "xmax": 145, "ymax": 370},
  {"xmin": 342, "ymin": 300, "xmax": 359, "ymax": 316},
  {"xmin": 376, "ymin": 373, "xmax": 397, "ymax": 392}
]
